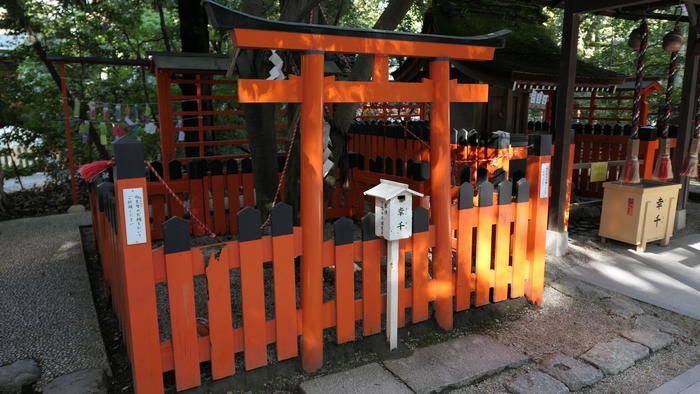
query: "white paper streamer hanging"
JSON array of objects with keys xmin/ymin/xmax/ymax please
[
  {"xmin": 323, "ymin": 121, "xmax": 333, "ymax": 177},
  {"xmin": 267, "ymin": 50, "xmax": 286, "ymax": 81}
]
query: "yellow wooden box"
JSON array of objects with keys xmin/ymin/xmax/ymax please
[{"xmin": 599, "ymin": 180, "xmax": 682, "ymax": 252}]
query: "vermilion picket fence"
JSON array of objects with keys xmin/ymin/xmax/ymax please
[{"xmin": 89, "ymin": 135, "xmax": 551, "ymax": 393}]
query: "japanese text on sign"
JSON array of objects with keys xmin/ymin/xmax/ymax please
[
  {"xmin": 123, "ymin": 187, "xmax": 147, "ymax": 245},
  {"xmin": 539, "ymin": 163, "xmax": 550, "ymax": 199}
]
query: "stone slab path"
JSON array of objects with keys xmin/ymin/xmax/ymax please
[
  {"xmin": 0, "ymin": 213, "xmax": 109, "ymax": 390},
  {"xmin": 299, "ymin": 363, "xmax": 412, "ymax": 394},
  {"xmin": 562, "ymin": 234, "xmax": 700, "ymax": 320},
  {"xmin": 300, "ymin": 335, "xmax": 528, "ymax": 394}
]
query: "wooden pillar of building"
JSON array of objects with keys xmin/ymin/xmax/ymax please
[
  {"xmin": 548, "ymin": 2, "xmax": 579, "ymax": 254},
  {"xmin": 673, "ymin": 3, "xmax": 699, "ymax": 229}
]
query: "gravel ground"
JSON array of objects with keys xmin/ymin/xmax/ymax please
[{"xmin": 0, "ymin": 212, "xmax": 110, "ymax": 389}]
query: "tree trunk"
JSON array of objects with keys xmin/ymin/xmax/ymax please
[
  {"xmin": 237, "ymin": 49, "xmax": 279, "ymax": 217},
  {"xmin": 329, "ymin": 0, "xmax": 416, "ymax": 197},
  {"xmin": 177, "ymin": 0, "xmax": 210, "ymax": 157},
  {"xmin": 234, "ymin": 0, "xmax": 321, "ymax": 219}
]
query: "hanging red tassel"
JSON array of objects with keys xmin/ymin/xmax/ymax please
[
  {"xmin": 78, "ymin": 159, "xmax": 115, "ymax": 181},
  {"xmin": 681, "ymin": 137, "xmax": 700, "ymax": 177},
  {"xmin": 653, "ymin": 138, "xmax": 673, "ymax": 180},
  {"xmin": 622, "ymin": 138, "xmax": 641, "ymax": 183}
]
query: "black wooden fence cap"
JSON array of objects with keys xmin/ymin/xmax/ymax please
[
  {"xmin": 334, "ymin": 217, "xmax": 354, "ymax": 245},
  {"xmin": 476, "ymin": 166, "xmax": 489, "ymax": 184},
  {"xmin": 413, "ymin": 206, "xmax": 429, "ymax": 233},
  {"xmin": 271, "ymin": 203, "xmax": 293, "ymax": 236},
  {"xmin": 395, "ymin": 158, "xmax": 404, "ymax": 177},
  {"xmin": 458, "ymin": 182, "xmax": 474, "ymax": 210},
  {"xmin": 241, "ymin": 158, "xmax": 253, "ymax": 173},
  {"xmin": 528, "ymin": 133, "xmax": 552, "ymax": 156},
  {"xmin": 487, "ymin": 130, "xmax": 510, "ymax": 149},
  {"xmin": 96, "ymin": 182, "xmax": 114, "ymax": 212},
  {"xmin": 226, "ymin": 159, "xmax": 239, "ymax": 174},
  {"xmin": 188, "ymin": 160, "xmax": 204, "ymax": 179},
  {"xmin": 169, "ymin": 160, "xmax": 182, "ymax": 180},
  {"xmin": 238, "ymin": 207, "xmax": 261, "ymax": 242},
  {"xmin": 209, "ymin": 160, "xmax": 223, "ymax": 176},
  {"xmin": 356, "ymin": 153, "xmax": 365, "ymax": 170},
  {"xmin": 638, "ymin": 126, "xmax": 658, "ymax": 141},
  {"xmin": 413, "ymin": 160, "xmax": 430, "ymax": 181},
  {"xmin": 515, "ymin": 178, "xmax": 530, "ymax": 203},
  {"xmin": 492, "ymin": 168, "xmax": 507, "ymax": 186},
  {"xmin": 384, "ymin": 157, "xmax": 393, "ymax": 175},
  {"xmin": 113, "ymin": 137, "xmax": 145, "ymax": 180},
  {"xmin": 361, "ymin": 213, "xmax": 377, "ymax": 241},
  {"xmin": 478, "ymin": 181, "xmax": 494, "ymax": 207},
  {"xmin": 497, "ymin": 180, "xmax": 512, "ymax": 205},
  {"xmin": 163, "ymin": 217, "xmax": 191, "ymax": 254},
  {"xmin": 374, "ymin": 156, "xmax": 384, "ymax": 173},
  {"xmin": 148, "ymin": 161, "xmax": 163, "ymax": 182}
]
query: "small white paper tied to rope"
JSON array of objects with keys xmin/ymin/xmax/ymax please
[
  {"xmin": 145, "ymin": 122, "xmax": 157, "ymax": 135},
  {"xmin": 323, "ymin": 121, "xmax": 334, "ymax": 177},
  {"xmin": 267, "ymin": 50, "xmax": 286, "ymax": 81}
]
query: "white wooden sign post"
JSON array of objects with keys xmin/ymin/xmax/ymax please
[{"xmin": 364, "ymin": 179, "xmax": 423, "ymax": 349}]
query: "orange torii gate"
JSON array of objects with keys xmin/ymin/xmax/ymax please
[{"xmin": 204, "ymin": 1, "xmax": 510, "ymax": 372}]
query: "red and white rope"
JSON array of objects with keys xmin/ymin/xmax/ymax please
[{"xmin": 143, "ymin": 160, "xmax": 217, "ymax": 239}]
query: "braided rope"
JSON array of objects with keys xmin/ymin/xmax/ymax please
[
  {"xmin": 695, "ymin": 81, "xmax": 700, "ymax": 138},
  {"xmin": 143, "ymin": 160, "xmax": 217, "ymax": 239},
  {"xmin": 260, "ymin": 111, "xmax": 301, "ymax": 229},
  {"xmin": 631, "ymin": 20, "xmax": 649, "ymax": 139},
  {"xmin": 661, "ymin": 50, "xmax": 679, "ymax": 138}
]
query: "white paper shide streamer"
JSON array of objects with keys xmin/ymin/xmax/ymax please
[{"xmin": 267, "ymin": 50, "xmax": 285, "ymax": 80}]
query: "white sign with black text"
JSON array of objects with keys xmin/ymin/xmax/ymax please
[
  {"xmin": 123, "ymin": 187, "xmax": 147, "ymax": 245},
  {"xmin": 540, "ymin": 163, "xmax": 550, "ymax": 199}
]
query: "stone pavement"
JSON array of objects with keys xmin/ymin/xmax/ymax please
[
  {"xmin": 300, "ymin": 335, "xmax": 528, "ymax": 394},
  {"xmin": 0, "ymin": 213, "xmax": 109, "ymax": 391},
  {"xmin": 298, "ymin": 282, "xmax": 691, "ymax": 394}
]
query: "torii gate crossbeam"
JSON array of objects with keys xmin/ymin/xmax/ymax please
[{"xmin": 204, "ymin": 0, "xmax": 508, "ymax": 373}]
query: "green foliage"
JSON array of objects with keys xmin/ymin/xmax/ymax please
[
  {"xmin": 0, "ymin": 0, "xmax": 182, "ymax": 182},
  {"xmin": 543, "ymin": 6, "xmax": 687, "ymax": 123}
]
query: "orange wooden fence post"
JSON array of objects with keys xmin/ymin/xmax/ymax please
[
  {"xmin": 429, "ymin": 58, "xmax": 453, "ymax": 330},
  {"xmin": 510, "ymin": 178, "xmax": 530, "ymax": 298},
  {"xmin": 271, "ymin": 204, "xmax": 300, "ymax": 358},
  {"xmin": 475, "ymin": 181, "xmax": 495, "ymax": 307},
  {"xmin": 455, "ymin": 183, "xmax": 475, "ymax": 311},
  {"xmin": 493, "ymin": 180, "xmax": 513, "ymax": 302},
  {"xmin": 162, "ymin": 217, "xmax": 201, "ymax": 390},
  {"xmin": 112, "ymin": 137, "xmax": 164, "ymax": 393},
  {"xmin": 525, "ymin": 134, "xmax": 551, "ymax": 305},
  {"xmin": 300, "ymin": 50, "xmax": 325, "ymax": 372}
]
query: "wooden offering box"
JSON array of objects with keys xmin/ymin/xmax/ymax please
[{"xmin": 599, "ymin": 180, "xmax": 682, "ymax": 252}]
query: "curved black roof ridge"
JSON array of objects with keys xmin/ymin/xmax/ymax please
[{"xmin": 203, "ymin": 0, "xmax": 509, "ymax": 49}]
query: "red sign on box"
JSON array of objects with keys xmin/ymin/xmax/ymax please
[{"xmin": 627, "ymin": 198, "xmax": 634, "ymax": 215}]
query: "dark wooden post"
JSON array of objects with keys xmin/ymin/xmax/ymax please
[
  {"xmin": 673, "ymin": 3, "xmax": 699, "ymax": 229},
  {"xmin": 548, "ymin": 1, "xmax": 579, "ymax": 254}
]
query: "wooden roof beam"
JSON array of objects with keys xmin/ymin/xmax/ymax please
[{"xmin": 572, "ymin": 0, "xmax": 698, "ymax": 14}]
